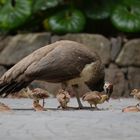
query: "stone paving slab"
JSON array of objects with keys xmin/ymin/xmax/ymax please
[{"xmin": 0, "ymin": 98, "xmax": 140, "ymax": 140}]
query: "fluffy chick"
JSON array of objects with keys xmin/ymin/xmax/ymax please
[
  {"xmin": 56, "ymin": 89, "xmax": 70, "ymax": 109},
  {"xmin": 0, "ymin": 102, "xmax": 11, "ymax": 112},
  {"xmin": 130, "ymin": 89, "xmax": 140, "ymax": 100},
  {"xmin": 26, "ymin": 87, "xmax": 49, "ymax": 108},
  {"xmin": 82, "ymin": 91, "xmax": 109, "ymax": 109},
  {"xmin": 30, "ymin": 88, "xmax": 49, "ymax": 107},
  {"xmin": 33, "ymin": 100, "xmax": 44, "ymax": 111},
  {"xmin": 122, "ymin": 104, "xmax": 140, "ymax": 112},
  {"xmin": 130, "ymin": 89, "xmax": 140, "ymax": 105}
]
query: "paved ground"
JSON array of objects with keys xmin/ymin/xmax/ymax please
[{"xmin": 0, "ymin": 98, "xmax": 140, "ymax": 140}]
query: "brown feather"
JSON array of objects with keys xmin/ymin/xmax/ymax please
[
  {"xmin": 0, "ymin": 40, "xmax": 104, "ymax": 97},
  {"xmin": 82, "ymin": 91, "xmax": 108, "ymax": 108},
  {"xmin": 131, "ymin": 89, "xmax": 140, "ymax": 100},
  {"xmin": 56, "ymin": 89, "xmax": 70, "ymax": 109},
  {"xmin": 33, "ymin": 101, "xmax": 44, "ymax": 111},
  {"xmin": 0, "ymin": 102, "xmax": 11, "ymax": 112}
]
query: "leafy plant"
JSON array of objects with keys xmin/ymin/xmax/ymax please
[
  {"xmin": 0, "ymin": 0, "xmax": 32, "ymax": 31},
  {"xmin": 111, "ymin": 0, "xmax": 140, "ymax": 32},
  {"xmin": 32, "ymin": 0, "xmax": 62, "ymax": 13},
  {"xmin": 47, "ymin": 9, "xmax": 86, "ymax": 34},
  {"xmin": 0, "ymin": 0, "xmax": 7, "ymax": 5},
  {"xmin": 0, "ymin": 0, "xmax": 140, "ymax": 34},
  {"xmin": 84, "ymin": 0, "xmax": 113, "ymax": 20}
]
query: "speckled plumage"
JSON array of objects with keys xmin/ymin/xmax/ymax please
[
  {"xmin": 0, "ymin": 102, "xmax": 11, "ymax": 112},
  {"xmin": 122, "ymin": 104, "xmax": 140, "ymax": 112},
  {"xmin": 33, "ymin": 100, "xmax": 45, "ymax": 111},
  {"xmin": 82, "ymin": 91, "xmax": 109, "ymax": 108},
  {"xmin": 56, "ymin": 89, "xmax": 70, "ymax": 109},
  {"xmin": 131, "ymin": 89, "xmax": 140, "ymax": 100},
  {"xmin": 0, "ymin": 40, "xmax": 105, "ymax": 108}
]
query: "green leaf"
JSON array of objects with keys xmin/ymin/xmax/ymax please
[
  {"xmin": 0, "ymin": 0, "xmax": 32, "ymax": 31},
  {"xmin": 43, "ymin": 18, "xmax": 51, "ymax": 31},
  {"xmin": 47, "ymin": 9, "xmax": 86, "ymax": 34},
  {"xmin": 32, "ymin": 0, "xmax": 62, "ymax": 13},
  {"xmin": 0, "ymin": 0, "xmax": 7, "ymax": 4},
  {"xmin": 0, "ymin": 0, "xmax": 7, "ymax": 8},
  {"xmin": 84, "ymin": 0, "xmax": 117, "ymax": 20},
  {"xmin": 111, "ymin": 0, "xmax": 140, "ymax": 32}
]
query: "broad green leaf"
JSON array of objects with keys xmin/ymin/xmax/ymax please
[
  {"xmin": 0, "ymin": 0, "xmax": 32, "ymax": 31},
  {"xmin": 47, "ymin": 9, "xmax": 86, "ymax": 34},
  {"xmin": 111, "ymin": 0, "xmax": 140, "ymax": 32},
  {"xmin": 32, "ymin": 0, "xmax": 62, "ymax": 13},
  {"xmin": 84, "ymin": 0, "xmax": 118, "ymax": 20}
]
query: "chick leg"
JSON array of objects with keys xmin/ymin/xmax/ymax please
[
  {"xmin": 94, "ymin": 104, "xmax": 100, "ymax": 110},
  {"xmin": 72, "ymin": 85, "xmax": 83, "ymax": 109},
  {"xmin": 42, "ymin": 99, "xmax": 45, "ymax": 107},
  {"xmin": 57, "ymin": 103, "xmax": 65, "ymax": 110},
  {"xmin": 90, "ymin": 104, "xmax": 93, "ymax": 108},
  {"xmin": 57, "ymin": 105, "xmax": 61, "ymax": 109}
]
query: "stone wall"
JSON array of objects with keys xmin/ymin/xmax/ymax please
[{"xmin": 0, "ymin": 33, "xmax": 140, "ymax": 97}]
